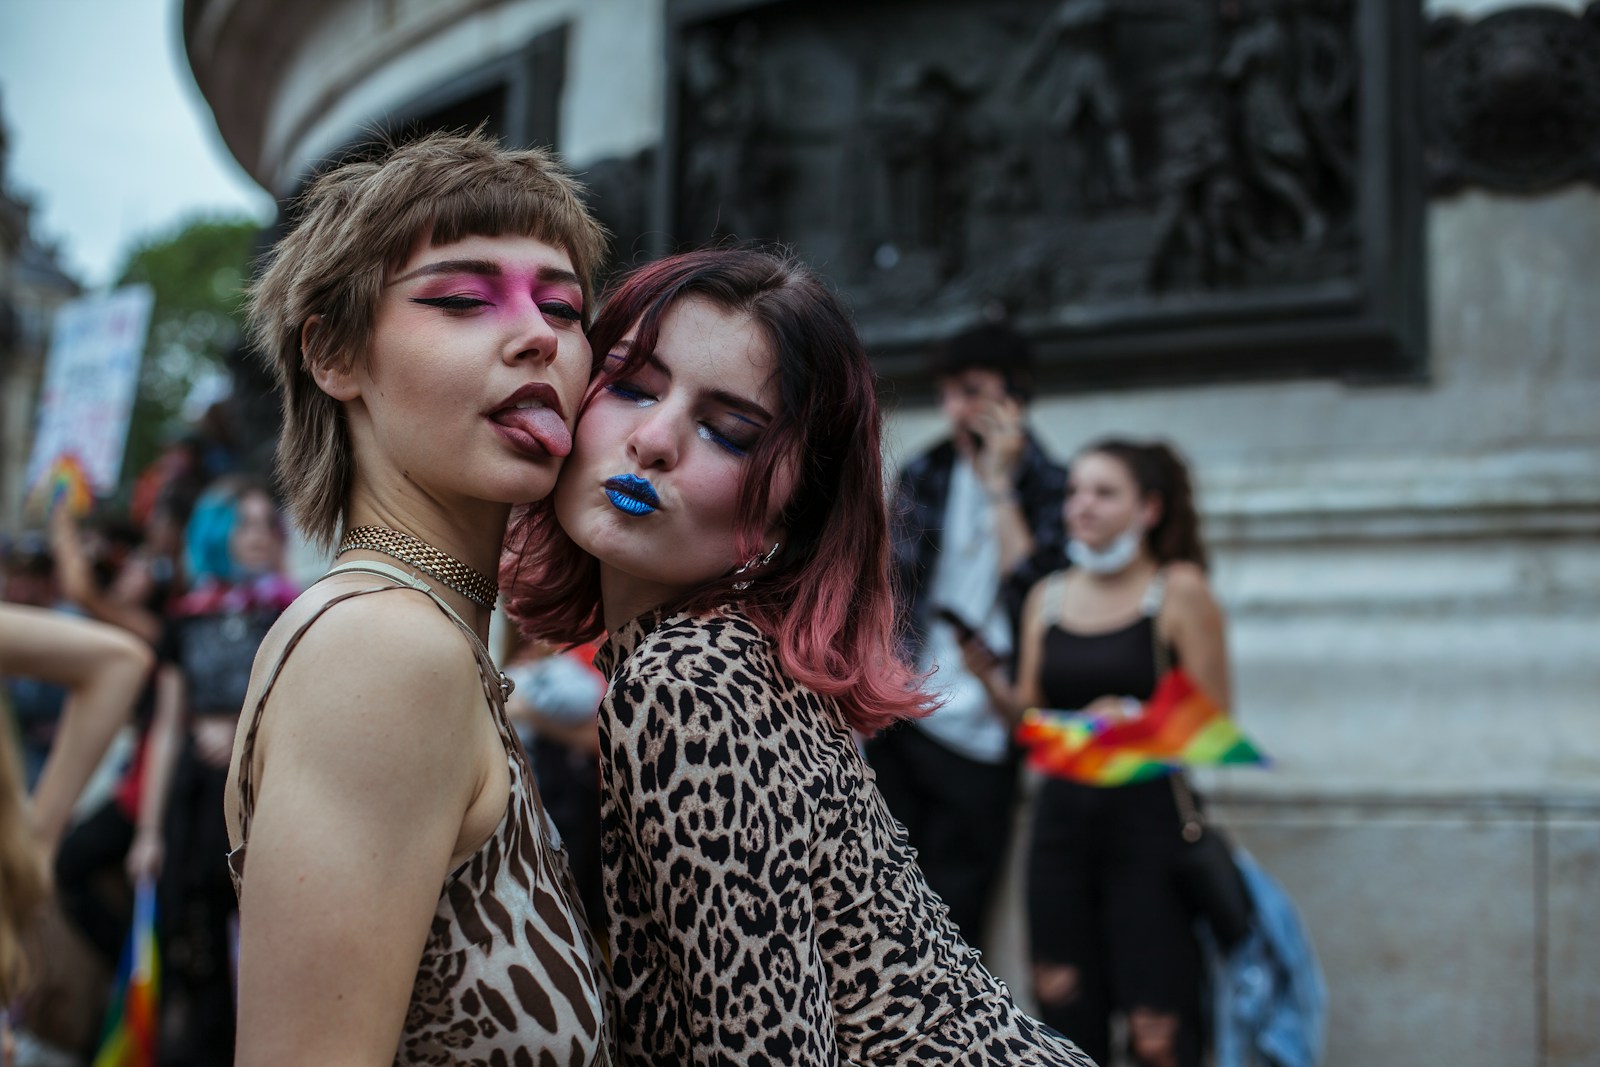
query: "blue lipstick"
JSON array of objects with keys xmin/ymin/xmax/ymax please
[{"xmin": 604, "ymin": 474, "xmax": 660, "ymax": 516}]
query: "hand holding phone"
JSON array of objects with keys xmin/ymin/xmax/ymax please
[{"xmin": 934, "ymin": 606, "xmax": 1000, "ymax": 669}]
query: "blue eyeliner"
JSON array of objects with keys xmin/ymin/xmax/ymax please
[{"xmin": 604, "ymin": 473, "xmax": 661, "ymax": 516}]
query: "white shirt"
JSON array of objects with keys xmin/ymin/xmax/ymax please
[{"xmin": 914, "ymin": 456, "xmax": 1013, "ymax": 764}]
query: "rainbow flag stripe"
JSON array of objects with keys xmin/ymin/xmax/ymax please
[
  {"xmin": 1016, "ymin": 667, "xmax": 1266, "ymax": 786},
  {"xmin": 27, "ymin": 453, "xmax": 94, "ymax": 518},
  {"xmin": 93, "ymin": 878, "xmax": 160, "ymax": 1067}
]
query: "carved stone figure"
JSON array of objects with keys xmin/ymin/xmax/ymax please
[
  {"xmin": 866, "ymin": 63, "xmax": 975, "ymax": 282},
  {"xmin": 1148, "ymin": 139, "xmax": 1253, "ymax": 291},
  {"xmin": 1218, "ymin": 0, "xmax": 1327, "ymax": 252},
  {"xmin": 1018, "ymin": 0, "xmax": 1138, "ymax": 209},
  {"xmin": 680, "ymin": 22, "xmax": 784, "ymax": 242}
]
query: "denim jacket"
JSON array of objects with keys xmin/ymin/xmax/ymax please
[{"xmin": 1211, "ymin": 849, "xmax": 1328, "ymax": 1067}]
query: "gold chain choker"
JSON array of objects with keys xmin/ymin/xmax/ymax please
[{"xmin": 338, "ymin": 525, "xmax": 498, "ymax": 610}]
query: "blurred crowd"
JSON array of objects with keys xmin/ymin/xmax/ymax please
[{"xmin": 1, "ymin": 426, "xmax": 290, "ymax": 1066}]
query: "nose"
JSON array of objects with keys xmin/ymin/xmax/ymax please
[
  {"xmin": 626, "ymin": 404, "xmax": 680, "ymax": 471},
  {"xmin": 503, "ymin": 303, "xmax": 563, "ymax": 366}
]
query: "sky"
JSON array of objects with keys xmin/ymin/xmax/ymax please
[{"xmin": 0, "ymin": 0, "xmax": 275, "ymax": 289}]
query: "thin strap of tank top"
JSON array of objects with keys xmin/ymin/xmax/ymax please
[
  {"xmin": 1049, "ymin": 568, "xmax": 1166, "ymax": 625},
  {"xmin": 1045, "ymin": 570, "xmax": 1069, "ymax": 625},
  {"xmin": 1140, "ymin": 569, "xmax": 1168, "ymax": 617},
  {"xmin": 234, "ymin": 560, "xmax": 501, "ymax": 840}
]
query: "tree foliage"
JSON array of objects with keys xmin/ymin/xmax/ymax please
[{"xmin": 113, "ymin": 214, "xmax": 262, "ymax": 495}]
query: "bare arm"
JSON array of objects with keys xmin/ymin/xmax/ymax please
[
  {"xmin": 987, "ymin": 495, "xmax": 1036, "ymax": 579},
  {"xmin": 967, "ymin": 574, "xmax": 1054, "ymax": 725},
  {"xmin": 0, "ymin": 604, "xmax": 153, "ymax": 860},
  {"xmin": 231, "ymin": 595, "xmax": 492, "ymax": 1067},
  {"xmin": 1160, "ymin": 563, "xmax": 1232, "ymax": 710},
  {"xmin": 49, "ymin": 510, "xmax": 162, "ymax": 645},
  {"xmin": 126, "ymin": 664, "xmax": 185, "ymax": 882}
]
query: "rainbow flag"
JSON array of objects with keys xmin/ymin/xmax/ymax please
[
  {"xmin": 93, "ymin": 878, "xmax": 160, "ymax": 1067},
  {"xmin": 26, "ymin": 453, "xmax": 94, "ymax": 518},
  {"xmin": 1016, "ymin": 667, "xmax": 1266, "ymax": 786}
]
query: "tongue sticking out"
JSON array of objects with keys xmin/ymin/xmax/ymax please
[{"xmin": 492, "ymin": 406, "xmax": 572, "ymax": 457}]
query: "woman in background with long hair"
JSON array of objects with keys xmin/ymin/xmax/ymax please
[{"xmin": 971, "ymin": 438, "xmax": 1231, "ymax": 1067}]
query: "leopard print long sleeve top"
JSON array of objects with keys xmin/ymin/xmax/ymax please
[{"xmin": 594, "ymin": 604, "xmax": 1098, "ymax": 1067}]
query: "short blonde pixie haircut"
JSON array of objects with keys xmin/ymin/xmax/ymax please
[{"xmin": 246, "ymin": 130, "xmax": 608, "ymax": 547}]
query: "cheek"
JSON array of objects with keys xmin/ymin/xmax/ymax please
[
  {"xmin": 571, "ymin": 404, "xmax": 627, "ymax": 463},
  {"xmin": 554, "ymin": 339, "xmax": 594, "ymax": 400},
  {"xmin": 672, "ymin": 462, "xmax": 747, "ymax": 540}
]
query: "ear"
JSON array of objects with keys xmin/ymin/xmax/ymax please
[
  {"xmin": 762, "ymin": 523, "xmax": 789, "ymax": 559},
  {"xmin": 301, "ymin": 315, "xmax": 360, "ymax": 401}
]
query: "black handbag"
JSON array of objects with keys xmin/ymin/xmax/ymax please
[
  {"xmin": 1169, "ymin": 771, "xmax": 1254, "ymax": 952},
  {"xmin": 1150, "ymin": 581, "xmax": 1254, "ymax": 951}
]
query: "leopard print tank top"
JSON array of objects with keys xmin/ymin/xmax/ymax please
[{"xmin": 229, "ymin": 561, "xmax": 610, "ymax": 1065}]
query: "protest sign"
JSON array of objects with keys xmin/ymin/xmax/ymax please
[{"xmin": 25, "ymin": 286, "xmax": 154, "ymax": 510}]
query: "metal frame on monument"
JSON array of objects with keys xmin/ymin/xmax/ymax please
[{"xmin": 657, "ymin": 0, "xmax": 1426, "ymax": 393}]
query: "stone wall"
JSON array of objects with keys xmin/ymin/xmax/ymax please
[{"xmin": 885, "ymin": 103, "xmax": 1600, "ymax": 1067}]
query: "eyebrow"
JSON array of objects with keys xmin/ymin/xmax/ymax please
[
  {"xmin": 608, "ymin": 346, "xmax": 773, "ymax": 423},
  {"xmin": 389, "ymin": 258, "xmax": 582, "ymax": 290}
]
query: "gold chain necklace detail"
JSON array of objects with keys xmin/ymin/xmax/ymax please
[{"xmin": 337, "ymin": 525, "xmax": 498, "ymax": 610}]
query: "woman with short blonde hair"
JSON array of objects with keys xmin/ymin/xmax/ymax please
[{"xmin": 227, "ymin": 130, "xmax": 612, "ymax": 1065}]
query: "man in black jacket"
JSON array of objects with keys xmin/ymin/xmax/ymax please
[{"xmin": 868, "ymin": 321, "xmax": 1068, "ymax": 949}]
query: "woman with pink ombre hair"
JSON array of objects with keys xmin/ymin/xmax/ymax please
[{"xmin": 506, "ymin": 247, "xmax": 1097, "ymax": 1066}]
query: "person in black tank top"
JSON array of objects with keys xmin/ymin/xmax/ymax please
[{"xmin": 964, "ymin": 439, "xmax": 1233, "ymax": 1067}]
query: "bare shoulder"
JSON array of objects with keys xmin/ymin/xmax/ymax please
[
  {"xmin": 1023, "ymin": 569, "xmax": 1068, "ymax": 614},
  {"xmin": 1160, "ymin": 563, "xmax": 1224, "ymax": 621},
  {"xmin": 249, "ymin": 582, "xmax": 487, "ymax": 778},
  {"xmin": 1163, "ymin": 562, "xmax": 1212, "ymax": 594},
  {"xmin": 1016, "ymin": 568, "xmax": 1065, "ymax": 636}
]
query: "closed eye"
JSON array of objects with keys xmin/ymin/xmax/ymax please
[
  {"xmin": 698, "ymin": 423, "xmax": 751, "ymax": 457},
  {"xmin": 412, "ymin": 295, "xmax": 488, "ymax": 312},
  {"xmin": 604, "ymin": 380, "xmax": 653, "ymax": 404},
  {"xmin": 540, "ymin": 300, "xmax": 583, "ymax": 323}
]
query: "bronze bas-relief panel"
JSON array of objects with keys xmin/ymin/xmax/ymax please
[
  {"xmin": 660, "ymin": 0, "xmax": 1424, "ymax": 392},
  {"xmin": 1424, "ymin": 3, "xmax": 1600, "ymax": 196}
]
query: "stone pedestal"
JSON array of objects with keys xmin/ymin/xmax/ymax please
[{"xmin": 892, "ymin": 181, "xmax": 1600, "ymax": 1065}]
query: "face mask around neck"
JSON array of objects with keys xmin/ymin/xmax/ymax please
[{"xmin": 1066, "ymin": 524, "xmax": 1144, "ymax": 575}]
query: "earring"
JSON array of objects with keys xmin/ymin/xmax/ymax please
[{"xmin": 732, "ymin": 542, "xmax": 781, "ymax": 591}]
